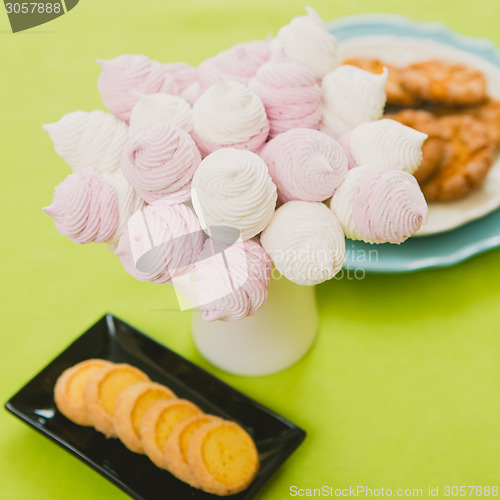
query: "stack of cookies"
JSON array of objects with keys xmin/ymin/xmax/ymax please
[
  {"xmin": 54, "ymin": 359, "xmax": 259, "ymax": 496},
  {"xmin": 344, "ymin": 57, "xmax": 500, "ymax": 201}
]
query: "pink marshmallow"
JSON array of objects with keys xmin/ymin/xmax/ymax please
[
  {"xmin": 250, "ymin": 50, "xmax": 322, "ymax": 138},
  {"xmin": 97, "ymin": 55, "xmax": 178, "ymax": 122},
  {"xmin": 43, "ymin": 171, "xmax": 118, "ymax": 244},
  {"xmin": 331, "ymin": 166, "xmax": 428, "ymax": 244},
  {"xmin": 121, "ymin": 123, "xmax": 201, "ymax": 204},
  {"xmin": 115, "ymin": 200, "xmax": 203, "ymax": 283},
  {"xmin": 193, "ymin": 238, "xmax": 272, "ymax": 322},
  {"xmin": 351, "ymin": 169, "xmax": 428, "ymax": 244},
  {"xmin": 198, "ymin": 39, "xmax": 270, "ymax": 89},
  {"xmin": 260, "ymin": 128, "xmax": 348, "ymax": 203}
]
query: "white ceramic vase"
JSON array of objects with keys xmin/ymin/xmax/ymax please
[{"xmin": 191, "ymin": 276, "xmax": 318, "ymax": 377}]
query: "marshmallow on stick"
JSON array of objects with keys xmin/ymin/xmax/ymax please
[
  {"xmin": 43, "ymin": 110, "xmax": 128, "ymax": 174},
  {"xmin": 191, "ymin": 148, "xmax": 277, "ymax": 241},
  {"xmin": 43, "ymin": 172, "xmax": 119, "ymax": 245},
  {"xmin": 193, "ymin": 238, "xmax": 272, "ymax": 322},
  {"xmin": 121, "ymin": 122, "xmax": 201, "ymax": 204},
  {"xmin": 192, "ymin": 80, "xmax": 270, "ymax": 157},
  {"xmin": 44, "ymin": 169, "xmax": 145, "ymax": 249},
  {"xmin": 261, "ymin": 201, "xmax": 346, "ymax": 286},
  {"xmin": 321, "ymin": 65, "xmax": 388, "ymax": 139},
  {"xmin": 270, "ymin": 6, "xmax": 338, "ymax": 79},
  {"xmin": 129, "ymin": 94, "xmax": 193, "ymax": 135},
  {"xmin": 97, "ymin": 55, "xmax": 178, "ymax": 122},
  {"xmin": 198, "ymin": 39, "xmax": 270, "ymax": 89},
  {"xmin": 115, "ymin": 200, "xmax": 203, "ymax": 284},
  {"xmin": 260, "ymin": 128, "xmax": 348, "ymax": 202},
  {"xmin": 250, "ymin": 50, "xmax": 322, "ymax": 138},
  {"xmin": 330, "ymin": 166, "xmax": 428, "ymax": 244},
  {"xmin": 340, "ymin": 119, "xmax": 427, "ymax": 173}
]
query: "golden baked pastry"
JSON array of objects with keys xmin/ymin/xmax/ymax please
[
  {"xmin": 465, "ymin": 98, "xmax": 500, "ymax": 147},
  {"xmin": 113, "ymin": 382, "xmax": 177, "ymax": 453},
  {"xmin": 187, "ymin": 420, "xmax": 260, "ymax": 496},
  {"xmin": 342, "ymin": 57, "xmax": 419, "ymax": 106},
  {"xmin": 163, "ymin": 414, "xmax": 223, "ymax": 488},
  {"xmin": 421, "ymin": 115, "xmax": 495, "ymax": 200},
  {"xmin": 83, "ymin": 363, "xmax": 149, "ymax": 438},
  {"xmin": 401, "ymin": 60, "xmax": 487, "ymax": 106},
  {"xmin": 54, "ymin": 359, "xmax": 112, "ymax": 426},
  {"xmin": 432, "ymin": 98, "xmax": 500, "ymax": 147},
  {"xmin": 140, "ymin": 399, "xmax": 202, "ymax": 468},
  {"xmin": 386, "ymin": 109, "xmax": 446, "ymax": 184}
]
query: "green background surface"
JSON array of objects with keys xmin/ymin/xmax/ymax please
[{"xmin": 1, "ymin": 0, "xmax": 500, "ymax": 498}]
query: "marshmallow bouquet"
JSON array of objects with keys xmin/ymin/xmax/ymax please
[{"xmin": 43, "ymin": 7, "xmax": 428, "ymax": 323}]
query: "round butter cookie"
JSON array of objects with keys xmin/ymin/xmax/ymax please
[
  {"xmin": 83, "ymin": 363, "xmax": 149, "ymax": 438},
  {"xmin": 114, "ymin": 381, "xmax": 176, "ymax": 453},
  {"xmin": 163, "ymin": 414, "xmax": 223, "ymax": 488},
  {"xmin": 140, "ymin": 399, "xmax": 202, "ymax": 468},
  {"xmin": 463, "ymin": 98, "xmax": 500, "ymax": 147},
  {"xmin": 187, "ymin": 420, "xmax": 260, "ymax": 496},
  {"xmin": 54, "ymin": 359, "xmax": 112, "ymax": 426},
  {"xmin": 421, "ymin": 115, "xmax": 495, "ymax": 200},
  {"xmin": 433, "ymin": 98, "xmax": 500, "ymax": 147},
  {"xmin": 400, "ymin": 60, "xmax": 487, "ymax": 106}
]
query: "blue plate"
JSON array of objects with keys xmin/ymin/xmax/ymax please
[
  {"xmin": 344, "ymin": 208, "xmax": 500, "ymax": 273},
  {"xmin": 328, "ymin": 15, "xmax": 500, "ymax": 273}
]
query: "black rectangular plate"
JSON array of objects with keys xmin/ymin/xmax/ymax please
[{"xmin": 5, "ymin": 314, "xmax": 305, "ymax": 500}]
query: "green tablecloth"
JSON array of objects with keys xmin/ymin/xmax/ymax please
[{"xmin": 2, "ymin": 0, "xmax": 500, "ymax": 498}]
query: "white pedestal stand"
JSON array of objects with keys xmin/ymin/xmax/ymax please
[{"xmin": 192, "ymin": 276, "xmax": 318, "ymax": 376}]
